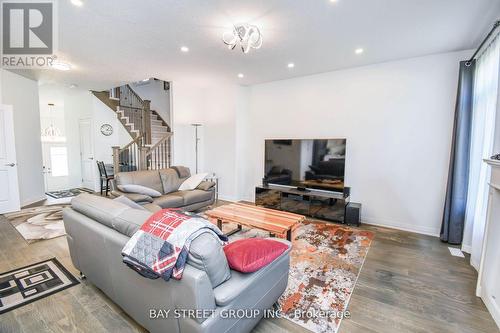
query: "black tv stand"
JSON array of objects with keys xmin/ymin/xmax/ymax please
[{"xmin": 255, "ymin": 184, "xmax": 350, "ymax": 223}]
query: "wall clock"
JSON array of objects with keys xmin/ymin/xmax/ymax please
[{"xmin": 100, "ymin": 124, "xmax": 113, "ymax": 136}]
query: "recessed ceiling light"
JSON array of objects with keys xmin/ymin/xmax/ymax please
[
  {"xmin": 355, "ymin": 48, "xmax": 364, "ymax": 55},
  {"xmin": 180, "ymin": 46, "xmax": 189, "ymax": 52},
  {"xmin": 237, "ymin": 73, "xmax": 244, "ymax": 78},
  {"xmin": 287, "ymin": 63, "xmax": 295, "ymax": 68},
  {"xmin": 51, "ymin": 61, "xmax": 71, "ymax": 71},
  {"xmin": 329, "ymin": 0, "xmax": 338, "ymax": 3},
  {"xmin": 71, "ymin": 0, "xmax": 83, "ymax": 7}
]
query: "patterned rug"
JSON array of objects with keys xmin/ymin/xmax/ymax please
[
  {"xmin": 46, "ymin": 187, "xmax": 93, "ymax": 199},
  {"xmin": 4, "ymin": 205, "xmax": 68, "ymax": 244},
  {"xmin": 0, "ymin": 258, "xmax": 79, "ymax": 314},
  {"xmin": 227, "ymin": 220, "xmax": 374, "ymax": 333}
]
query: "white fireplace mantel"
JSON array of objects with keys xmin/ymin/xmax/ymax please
[{"xmin": 476, "ymin": 159, "xmax": 500, "ymax": 329}]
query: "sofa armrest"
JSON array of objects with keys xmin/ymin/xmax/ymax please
[
  {"xmin": 172, "ymin": 264, "xmax": 216, "ymax": 323},
  {"xmin": 110, "ymin": 190, "xmax": 154, "ymax": 203},
  {"xmin": 196, "ymin": 181, "xmax": 216, "ymax": 191}
]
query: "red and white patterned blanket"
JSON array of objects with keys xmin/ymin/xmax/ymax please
[{"xmin": 121, "ymin": 209, "xmax": 227, "ymax": 281}]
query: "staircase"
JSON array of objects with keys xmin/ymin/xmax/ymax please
[{"xmin": 92, "ymin": 84, "xmax": 172, "ymax": 172}]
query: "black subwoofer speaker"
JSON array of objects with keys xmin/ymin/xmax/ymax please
[{"xmin": 345, "ymin": 202, "xmax": 361, "ymax": 226}]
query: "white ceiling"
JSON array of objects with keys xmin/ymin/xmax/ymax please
[{"xmin": 16, "ymin": 0, "xmax": 500, "ymax": 89}]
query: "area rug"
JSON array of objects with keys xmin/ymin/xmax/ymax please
[
  {"xmin": 46, "ymin": 187, "xmax": 93, "ymax": 199},
  {"xmin": 226, "ymin": 220, "xmax": 374, "ymax": 333},
  {"xmin": 4, "ymin": 205, "xmax": 68, "ymax": 244},
  {"xmin": 0, "ymin": 258, "xmax": 79, "ymax": 314}
]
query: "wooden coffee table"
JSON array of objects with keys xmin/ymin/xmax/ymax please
[{"xmin": 205, "ymin": 203, "xmax": 305, "ymax": 241}]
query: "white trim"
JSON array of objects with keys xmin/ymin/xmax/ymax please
[
  {"xmin": 481, "ymin": 288, "xmax": 500, "ymax": 330},
  {"xmin": 21, "ymin": 195, "xmax": 47, "ymax": 208},
  {"xmin": 461, "ymin": 244, "xmax": 472, "ymax": 254},
  {"xmin": 361, "ymin": 216, "xmax": 440, "ymax": 237},
  {"xmin": 218, "ymin": 194, "xmax": 238, "ymax": 202},
  {"xmin": 484, "ymin": 158, "xmax": 500, "ymax": 168}
]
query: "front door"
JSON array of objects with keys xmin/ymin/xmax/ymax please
[
  {"xmin": 42, "ymin": 143, "xmax": 70, "ymax": 191},
  {"xmin": 0, "ymin": 105, "xmax": 21, "ymax": 213},
  {"xmin": 79, "ymin": 118, "xmax": 95, "ymax": 190}
]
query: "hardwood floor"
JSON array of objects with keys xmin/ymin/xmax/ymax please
[{"xmin": 0, "ymin": 208, "xmax": 498, "ymax": 333}]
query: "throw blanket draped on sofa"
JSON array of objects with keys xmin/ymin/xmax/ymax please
[{"xmin": 122, "ymin": 209, "xmax": 227, "ymax": 281}]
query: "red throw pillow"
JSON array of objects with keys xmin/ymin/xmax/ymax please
[{"xmin": 223, "ymin": 238, "xmax": 289, "ymax": 273}]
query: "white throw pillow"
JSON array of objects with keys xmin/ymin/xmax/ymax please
[
  {"xmin": 178, "ymin": 173, "xmax": 208, "ymax": 191},
  {"xmin": 117, "ymin": 184, "xmax": 162, "ymax": 197}
]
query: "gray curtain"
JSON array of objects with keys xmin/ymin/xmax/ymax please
[{"xmin": 440, "ymin": 61, "xmax": 475, "ymax": 244}]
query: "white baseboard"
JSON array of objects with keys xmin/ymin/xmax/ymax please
[
  {"xmin": 461, "ymin": 244, "xmax": 472, "ymax": 254},
  {"xmin": 359, "ymin": 216, "xmax": 440, "ymax": 237},
  {"xmin": 21, "ymin": 195, "xmax": 47, "ymax": 208},
  {"xmin": 226, "ymin": 196, "xmax": 441, "ymax": 238},
  {"xmin": 218, "ymin": 194, "xmax": 238, "ymax": 202},
  {"xmin": 482, "ymin": 289, "xmax": 500, "ymax": 331}
]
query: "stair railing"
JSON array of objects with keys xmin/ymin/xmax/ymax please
[
  {"xmin": 118, "ymin": 84, "xmax": 152, "ymax": 144},
  {"xmin": 112, "ymin": 136, "xmax": 143, "ymax": 173},
  {"xmin": 144, "ymin": 132, "xmax": 173, "ymax": 170}
]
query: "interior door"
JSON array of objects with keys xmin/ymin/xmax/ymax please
[
  {"xmin": 0, "ymin": 105, "xmax": 21, "ymax": 213},
  {"xmin": 79, "ymin": 118, "xmax": 95, "ymax": 190}
]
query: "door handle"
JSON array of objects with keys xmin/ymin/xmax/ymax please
[
  {"xmin": 5, "ymin": 163, "xmax": 16, "ymax": 167},
  {"xmin": 89, "ymin": 157, "xmax": 94, "ymax": 160}
]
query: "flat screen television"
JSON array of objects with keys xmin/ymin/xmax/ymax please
[{"xmin": 264, "ymin": 139, "xmax": 346, "ymax": 192}]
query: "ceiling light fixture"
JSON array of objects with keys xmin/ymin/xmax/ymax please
[
  {"xmin": 70, "ymin": 0, "xmax": 83, "ymax": 7},
  {"xmin": 51, "ymin": 60, "xmax": 71, "ymax": 71},
  {"xmin": 355, "ymin": 48, "xmax": 364, "ymax": 55},
  {"xmin": 223, "ymin": 23, "xmax": 262, "ymax": 53},
  {"xmin": 180, "ymin": 46, "xmax": 189, "ymax": 52},
  {"xmin": 237, "ymin": 73, "xmax": 244, "ymax": 78},
  {"xmin": 287, "ymin": 63, "xmax": 295, "ymax": 68}
]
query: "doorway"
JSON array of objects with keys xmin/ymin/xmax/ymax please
[
  {"xmin": 42, "ymin": 143, "xmax": 70, "ymax": 191},
  {"xmin": 0, "ymin": 105, "xmax": 21, "ymax": 213},
  {"xmin": 79, "ymin": 118, "xmax": 95, "ymax": 190}
]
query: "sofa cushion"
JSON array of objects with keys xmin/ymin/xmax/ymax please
[
  {"xmin": 71, "ymin": 193, "xmax": 129, "ymax": 228},
  {"xmin": 196, "ymin": 181, "xmax": 215, "ymax": 191},
  {"xmin": 153, "ymin": 194, "xmax": 184, "ymax": 208},
  {"xmin": 111, "ymin": 208, "xmax": 152, "ymax": 237},
  {"xmin": 110, "ymin": 191, "xmax": 154, "ymax": 203},
  {"xmin": 172, "ymin": 165, "xmax": 191, "ymax": 178},
  {"xmin": 113, "ymin": 195, "xmax": 147, "ymax": 210},
  {"xmin": 159, "ymin": 169, "xmax": 183, "ymax": 194},
  {"xmin": 174, "ymin": 190, "xmax": 213, "ymax": 206},
  {"xmin": 117, "ymin": 184, "xmax": 162, "ymax": 198},
  {"xmin": 115, "ymin": 170, "xmax": 163, "ymax": 193},
  {"xmin": 142, "ymin": 203, "xmax": 163, "ymax": 213},
  {"xmin": 223, "ymin": 238, "xmax": 289, "ymax": 273},
  {"xmin": 188, "ymin": 233, "xmax": 231, "ymax": 288}
]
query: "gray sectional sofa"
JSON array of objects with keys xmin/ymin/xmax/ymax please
[
  {"xmin": 111, "ymin": 166, "xmax": 215, "ymax": 212},
  {"xmin": 63, "ymin": 193, "xmax": 291, "ymax": 333}
]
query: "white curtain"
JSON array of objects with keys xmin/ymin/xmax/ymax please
[{"xmin": 462, "ymin": 33, "xmax": 500, "ymax": 269}]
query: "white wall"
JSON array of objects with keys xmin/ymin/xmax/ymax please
[
  {"xmin": 171, "ymin": 80, "xmax": 247, "ymax": 201},
  {"xmin": 1, "ymin": 70, "xmax": 45, "ymax": 206},
  {"xmin": 238, "ymin": 50, "xmax": 472, "ymax": 236},
  {"xmin": 132, "ymin": 79, "xmax": 171, "ymax": 126}
]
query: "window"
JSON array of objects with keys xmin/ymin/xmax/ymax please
[{"xmin": 50, "ymin": 146, "xmax": 69, "ymax": 177}]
